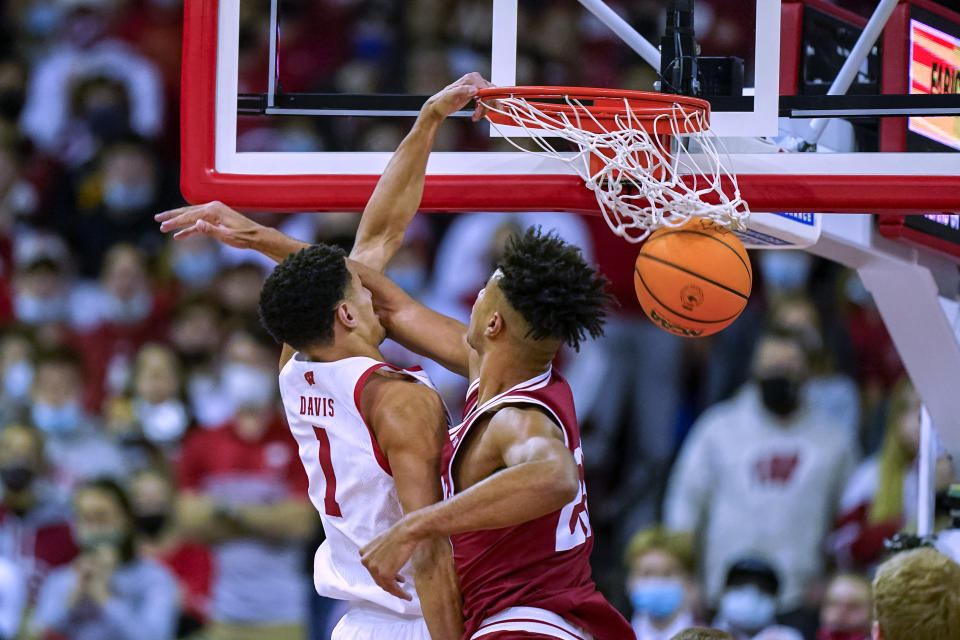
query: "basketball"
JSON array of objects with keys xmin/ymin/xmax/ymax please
[{"xmin": 634, "ymin": 219, "xmax": 752, "ymax": 338}]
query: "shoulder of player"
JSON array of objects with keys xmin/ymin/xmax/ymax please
[
  {"xmin": 486, "ymin": 404, "xmax": 564, "ymax": 442},
  {"xmin": 362, "ymin": 374, "xmax": 445, "ymax": 441},
  {"xmin": 363, "ymin": 371, "xmax": 439, "ymax": 408}
]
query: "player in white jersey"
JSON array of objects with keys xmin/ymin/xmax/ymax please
[
  {"xmin": 279, "ymin": 349, "xmax": 445, "ymax": 617},
  {"xmin": 157, "ymin": 74, "xmax": 492, "ymax": 640}
]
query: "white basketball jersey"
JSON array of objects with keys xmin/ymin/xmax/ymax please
[{"xmin": 279, "ymin": 354, "xmax": 440, "ymax": 616}]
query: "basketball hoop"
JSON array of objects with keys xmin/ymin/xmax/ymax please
[{"xmin": 476, "ymin": 86, "xmax": 750, "ymax": 242}]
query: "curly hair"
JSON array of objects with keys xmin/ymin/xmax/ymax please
[
  {"xmin": 497, "ymin": 227, "xmax": 609, "ymax": 350},
  {"xmin": 258, "ymin": 245, "xmax": 350, "ymax": 350}
]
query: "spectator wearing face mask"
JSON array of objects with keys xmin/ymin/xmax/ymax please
[
  {"xmin": 665, "ymin": 328, "xmax": 857, "ymax": 615},
  {"xmin": 19, "ymin": 0, "xmax": 163, "ymax": 158},
  {"xmin": 129, "ymin": 467, "xmax": 212, "ymax": 635},
  {"xmin": 871, "ymin": 547, "xmax": 960, "ymax": 640},
  {"xmin": 104, "ymin": 343, "xmax": 192, "ymax": 448},
  {"xmin": 712, "ymin": 559, "xmax": 802, "ymax": 640},
  {"xmin": 64, "ymin": 141, "xmax": 168, "ymax": 274},
  {"xmin": 697, "ymin": 252, "xmax": 816, "ymax": 409},
  {"xmin": 29, "ymin": 348, "xmax": 127, "ymax": 494},
  {"xmin": 166, "ymin": 234, "xmax": 224, "ymax": 292},
  {"xmin": 205, "ymin": 324, "xmax": 282, "ymax": 429},
  {"xmin": 0, "ymin": 327, "xmax": 38, "ymax": 423},
  {"xmin": 175, "ymin": 327, "xmax": 315, "ymax": 640},
  {"xmin": 30, "ymin": 477, "xmax": 178, "ymax": 640},
  {"xmin": 768, "ymin": 295, "xmax": 860, "ymax": 437},
  {"xmin": 624, "ymin": 526, "xmax": 700, "ymax": 640},
  {"xmin": 10, "ymin": 234, "xmax": 74, "ymax": 329},
  {"xmin": 0, "ymin": 425, "xmax": 78, "ymax": 604},
  {"xmin": 816, "ymin": 573, "xmax": 872, "ymax": 640},
  {"xmin": 831, "ymin": 378, "xmax": 955, "ymax": 571}
]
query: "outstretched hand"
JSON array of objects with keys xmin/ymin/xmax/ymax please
[
  {"xmin": 423, "ymin": 72, "xmax": 493, "ymax": 123},
  {"xmin": 359, "ymin": 515, "xmax": 422, "ymax": 601},
  {"xmin": 155, "ymin": 201, "xmax": 262, "ymax": 249}
]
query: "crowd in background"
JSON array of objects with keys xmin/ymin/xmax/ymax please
[{"xmin": 0, "ymin": 0, "xmax": 957, "ymax": 639}]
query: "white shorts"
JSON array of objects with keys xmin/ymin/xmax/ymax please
[
  {"xmin": 471, "ymin": 606, "xmax": 594, "ymax": 640},
  {"xmin": 331, "ymin": 602, "xmax": 430, "ymax": 640}
]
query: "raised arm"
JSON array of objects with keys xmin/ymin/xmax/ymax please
[
  {"xmin": 360, "ymin": 406, "xmax": 579, "ymax": 594},
  {"xmin": 362, "ymin": 375, "xmax": 464, "ymax": 638},
  {"xmin": 350, "ymin": 72, "xmax": 490, "ymax": 271}
]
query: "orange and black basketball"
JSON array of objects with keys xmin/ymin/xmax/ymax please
[{"xmin": 634, "ymin": 218, "xmax": 752, "ymax": 338}]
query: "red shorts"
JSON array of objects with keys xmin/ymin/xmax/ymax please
[{"xmin": 471, "ymin": 606, "xmax": 593, "ymax": 640}]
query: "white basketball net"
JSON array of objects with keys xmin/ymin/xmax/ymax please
[{"xmin": 478, "ymin": 94, "xmax": 750, "ymax": 242}]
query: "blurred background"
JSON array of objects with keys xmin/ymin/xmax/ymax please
[{"xmin": 0, "ymin": 0, "xmax": 956, "ymax": 639}]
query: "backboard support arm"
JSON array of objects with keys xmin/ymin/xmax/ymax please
[
  {"xmin": 576, "ymin": 0, "xmax": 661, "ymax": 69},
  {"xmin": 802, "ymin": 0, "xmax": 899, "ymax": 148},
  {"xmin": 808, "ymin": 216, "xmax": 960, "ymax": 470},
  {"xmin": 267, "ymin": 0, "xmax": 278, "ymax": 108}
]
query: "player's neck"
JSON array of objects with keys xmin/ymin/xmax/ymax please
[
  {"xmin": 300, "ymin": 335, "xmax": 383, "ymax": 363},
  {"xmin": 476, "ymin": 345, "xmax": 552, "ymax": 405}
]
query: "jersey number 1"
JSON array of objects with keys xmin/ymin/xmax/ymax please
[{"xmin": 312, "ymin": 426, "xmax": 342, "ymax": 517}]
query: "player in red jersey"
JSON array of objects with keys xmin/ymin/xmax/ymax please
[{"xmin": 358, "ymin": 228, "xmax": 635, "ymax": 640}]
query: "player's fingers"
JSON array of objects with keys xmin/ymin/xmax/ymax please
[
  {"xmin": 381, "ymin": 577, "xmax": 411, "ymax": 601},
  {"xmin": 154, "ymin": 207, "xmax": 186, "ymax": 223},
  {"xmin": 172, "ymin": 224, "xmax": 201, "ymax": 240},
  {"xmin": 473, "ymin": 100, "xmax": 487, "ymax": 122},
  {"xmin": 462, "ymin": 71, "xmax": 487, "ymax": 87},
  {"xmin": 159, "ymin": 211, "xmax": 202, "ymax": 233},
  {"xmin": 195, "ymin": 220, "xmax": 237, "ymax": 244},
  {"xmin": 363, "ymin": 561, "xmax": 410, "ymax": 600},
  {"xmin": 473, "ymin": 97, "xmax": 493, "ymax": 122}
]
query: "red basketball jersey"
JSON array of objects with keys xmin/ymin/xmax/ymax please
[{"xmin": 442, "ymin": 368, "xmax": 634, "ymax": 640}]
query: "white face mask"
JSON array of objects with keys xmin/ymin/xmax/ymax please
[
  {"xmin": 31, "ymin": 401, "xmax": 82, "ymax": 434},
  {"xmin": 188, "ymin": 374, "xmax": 233, "ymax": 427},
  {"xmin": 3, "ymin": 360, "xmax": 34, "ymax": 400},
  {"xmin": 102, "ymin": 180, "xmax": 156, "ymax": 213},
  {"xmin": 628, "ymin": 576, "xmax": 685, "ymax": 620},
  {"xmin": 14, "ymin": 294, "xmax": 68, "ymax": 325},
  {"xmin": 221, "ymin": 363, "xmax": 276, "ymax": 411},
  {"xmin": 136, "ymin": 399, "xmax": 189, "ymax": 443},
  {"xmin": 101, "ymin": 291, "xmax": 152, "ymax": 325},
  {"xmin": 719, "ymin": 585, "xmax": 777, "ymax": 632}
]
